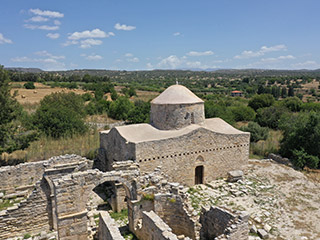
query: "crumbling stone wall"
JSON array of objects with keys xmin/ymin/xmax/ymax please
[
  {"xmin": 200, "ymin": 206, "xmax": 249, "ymax": 240},
  {"xmin": 154, "ymin": 194, "xmax": 197, "ymax": 239},
  {"xmin": 98, "ymin": 211, "xmax": 124, "ymax": 240},
  {"xmin": 137, "ymin": 210, "xmax": 179, "ymax": 240},
  {"xmin": 0, "ymin": 154, "xmax": 91, "ymax": 193},
  {"xmin": 0, "ymin": 179, "xmax": 51, "ymax": 239}
]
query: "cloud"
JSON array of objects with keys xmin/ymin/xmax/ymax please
[
  {"xmin": 261, "ymin": 55, "xmax": 295, "ymax": 63},
  {"xmin": 34, "ymin": 50, "xmax": 65, "ymax": 59},
  {"xmin": 27, "ymin": 16, "xmax": 49, "ymax": 22},
  {"xmin": 46, "ymin": 33, "xmax": 60, "ymax": 39},
  {"xmin": 173, "ymin": 32, "xmax": 181, "ymax": 36},
  {"xmin": 29, "ymin": 8, "xmax": 64, "ymax": 18},
  {"xmin": 62, "ymin": 40, "xmax": 78, "ymax": 47},
  {"xmin": 158, "ymin": 55, "xmax": 182, "ymax": 69},
  {"xmin": 291, "ymin": 61, "xmax": 320, "ymax": 69},
  {"xmin": 125, "ymin": 53, "xmax": 133, "ymax": 57},
  {"xmin": 54, "ymin": 20, "xmax": 61, "ymax": 25},
  {"xmin": 187, "ymin": 51, "xmax": 214, "ymax": 57},
  {"xmin": 80, "ymin": 39, "xmax": 103, "ymax": 49},
  {"xmin": 86, "ymin": 54, "xmax": 103, "ymax": 61},
  {"xmin": 11, "ymin": 51, "xmax": 66, "ymax": 70},
  {"xmin": 24, "ymin": 24, "xmax": 59, "ymax": 31},
  {"xmin": 146, "ymin": 63, "xmax": 153, "ymax": 69},
  {"xmin": 114, "ymin": 23, "xmax": 136, "ymax": 31},
  {"xmin": 0, "ymin": 33, "xmax": 13, "ymax": 44},
  {"xmin": 127, "ymin": 57, "xmax": 139, "ymax": 63},
  {"xmin": 234, "ymin": 44, "xmax": 287, "ymax": 59},
  {"xmin": 68, "ymin": 29, "xmax": 112, "ymax": 40}
]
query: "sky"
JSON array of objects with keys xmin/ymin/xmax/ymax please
[{"xmin": 1, "ymin": 0, "xmax": 320, "ymax": 71}]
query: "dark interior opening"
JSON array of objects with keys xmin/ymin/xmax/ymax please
[{"xmin": 195, "ymin": 165, "xmax": 204, "ymax": 184}]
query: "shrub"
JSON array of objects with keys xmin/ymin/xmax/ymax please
[
  {"xmin": 248, "ymin": 94, "xmax": 275, "ymax": 111},
  {"xmin": 292, "ymin": 149, "xmax": 320, "ymax": 169},
  {"xmin": 282, "ymin": 97, "xmax": 302, "ymax": 112},
  {"xmin": 108, "ymin": 96, "xmax": 134, "ymax": 120},
  {"xmin": 230, "ymin": 105, "xmax": 256, "ymax": 122},
  {"xmin": 127, "ymin": 100, "xmax": 150, "ymax": 124},
  {"xmin": 23, "ymin": 82, "xmax": 35, "ymax": 89},
  {"xmin": 240, "ymin": 122, "xmax": 269, "ymax": 142},
  {"xmin": 256, "ymin": 105, "xmax": 287, "ymax": 129},
  {"xmin": 32, "ymin": 92, "xmax": 87, "ymax": 138}
]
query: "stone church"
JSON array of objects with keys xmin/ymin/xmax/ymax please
[{"xmin": 100, "ymin": 84, "xmax": 250, "ymax": 186}]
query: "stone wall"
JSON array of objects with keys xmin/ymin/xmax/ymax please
[
  {"xmin": 199, "ymin": 206, "xmax": 248, "ymax": 240},
  {"xmin": 0, "ymin": 179, "xmax": 51, "ymax": 239},
  {"xmin": 98, "ymin": 211, "xmax": 124, "ymax": 240},
  {"xmin": 136, "ymin": 128, "xmax": 249, "ymax": 186},
  {"xmin": 137, "ymin": 211, "xmax": 179, "ymax": 240},
  {"xmin": 0, "ymin": 154, "xmax": 91, "ymax": 193},
  {"xmin": 154, "ymin": 194, "xmax": 197, "ymax": 239},
  {"xmin": 150, "ymin": 103, "xmax": 205, "ymax": 130}
]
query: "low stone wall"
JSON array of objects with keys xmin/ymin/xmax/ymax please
[
  {"xmin": 137, "ymin": 211, "xmax": 179, "ymax": 240},
  {"xmin": 98, "ymin": 211, "xmax": 124, "ymax": 240},
  {"xmin": 0, "ymin": 179, "xmax": 51, "ymax": 239},
  {"xmin": 0, "ymin": 154, "xmax": 91, "ymax": 193},
  {"xmin": 268, "ymin": 153, "xmax": 292, "ymax": 166},
  {"xmin": 154, "ymin": 194, "xmax": 197, "ymax": 239},
  {"xmin": 199, "ymin": 206, "xmax": 248, "ymax": 240}
]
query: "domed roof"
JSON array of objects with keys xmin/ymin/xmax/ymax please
[{"xmin": 151, "ymin": 85, "xmax": 204, "ymax": 104}]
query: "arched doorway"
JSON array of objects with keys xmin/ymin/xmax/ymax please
[{"xmin": 195, "ymin": 166, "xmax": 204, "ymax": 184}]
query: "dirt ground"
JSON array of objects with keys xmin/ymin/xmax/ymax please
[{"xmin": 188, "ymin": 159, "xmax": 320, "ymax": 240}]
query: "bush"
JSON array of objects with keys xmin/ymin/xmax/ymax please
[
  {"xmin": 240, "ymin": 122, "xmax": 269, "ymax": 142},
  {"xmin": 282, "ymin": 97, "xmax": 302, "ymax": 112},
  {"xmin": 32, "ymin": 92, "xmax": 87, "ymax": 138},
  {"xmin": 248, "ymin": 94, "xmax": 275, "ymax": 111},
  {"xmin": 230, "ymin": 105, "xmax": 256, "ymax": 122},
  {"xmin": 23, "ymin": 82, "xmax": 35, "ymax": 89},
  {"xmin": 279, "ymin": 112, "xmax": 320, "ymax": 169},
  {"xmin": 204, "ymin": 101, "xmax": 235, "ymax": 124},
  {"xmin": 108, "ymin": 96, "xmax": 134, "ymax": 120},
  {"xmin": 256, "ymin": 105, "xmax": 287, "ymax": 129}
]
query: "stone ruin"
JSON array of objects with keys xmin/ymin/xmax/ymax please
[{"xmin": 0, "ymin": 154, "xmax": 249, "ymax": 240}]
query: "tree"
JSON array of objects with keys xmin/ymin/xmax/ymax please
[
  {"xmin": 248, "ymin": 94, "xmax": 275, "ymax": 111},
  {"xmin": 288, "ymin": 86, "xmax": 294, "ymax": 97},
  {"xmin": 24, "ymin": 82, "xmax": 35, "ymax": 89},
  {"xmin": 108, "ymin": 96, "xmax": 134, "ymax": 120},
  {"xmin": 240, "ymin": 122, "xmax": 269, "ymax": 142},
  {"xmin": 282, "ymin": 97, "xmax": 302, "ymax": 112},
  {"xmin": 256, "ymin": 105, "xmax": 287, "ymax": 129},
  {"xmin": 128, "ymin": 100, "xmax": 150, "ymax": 123},
  {"xmin": 230, "ymin": 105, "xmax": 256, "ymax": 122},
  {"xmin": 0, "ymin": 67, "xmax": 20, "ymax": 153},
  {"xmin": 0, "ymin": 66, "xmax": 35, "ymax": 155},
  {"xmin": 279, "ymin": 112, "xmax": 320, "ymax": 169},
  {"xmin": 281, "ymin": 87, "xmax": 287, "ymax": 98},
  {"xmin": 32, "ymin": 92, "xmax": 87, "ymax": 138}
]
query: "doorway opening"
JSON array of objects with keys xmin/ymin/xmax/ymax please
[{"xmin": 195, "ymin": 165, "xmax": 204, "ymax": 184}]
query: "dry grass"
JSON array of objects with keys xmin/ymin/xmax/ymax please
[
  {"xmin": 250, "ymin": 129, "xmax": 283, "ymax": 157},
  {"xmin": 303, "ymin": 167, "xmax": 320, "ymax": 183},
  {"xmin": 10, "ymin": 82, "xmax": 89, "ymax": 105},
  {"xmin": 4, "ymin": 129, "xmax": 100, "ymax": 162}
]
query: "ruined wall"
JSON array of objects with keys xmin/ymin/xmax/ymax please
[
  {"xmin": 99, "ymin": 129, "xmax": 135, "ymax": 171},
  {"xmin": 0, "ymin": 154, "xmax": 90, "ymax": 193},
  {"xmin": 98, "ymin": 211, "xmax": 124, "ymax": 240},
  {"xmin": 136, "ymin": 128, "xmax": 249, "ymax": 185},
  {"xmin": 150, "ymin": 103, "xmax": 205, "ymax": 130},
  {"xmin": 136, "ymin": 211, "xmax": 179, "ymax": 240},
  {"xmin": 154, "ymin": 194, "xmax": 197, "ymax": 239},
  {"xmin": 0, "ymin": 179, "xmax": 51, "ymax": 240},
  {"xmin": 199, "ymin": 206, "xmax": 248, "ymax": 240}
]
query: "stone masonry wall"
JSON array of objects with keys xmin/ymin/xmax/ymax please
[
  {"xmin": 136, "ymin": 128, "xmax": 249, "ymax": 186},
  {"xmin": 0, "ymin": 154, "xmax": 90, "ymax": 193},
  {"xmin": 150, "ymin": 103, "xmax": 205, "ymax": 130},
  {"xmin": 136, "ymin": 211, "xmax": 179, "ymax": 240},
  {"xmin": 0, "ymin": 179, "xmax": 51, "ymax": 240},
  {"xmin": 154, "ymin": 194, "xmax": 197, "ymax": 239},
  {"xmin": 98, "ymin": 211, "xmax": 124, "ymax": 240},
  {"xmin": 199, "ymin": 206, "xmax": 248, "ymax": 240}
]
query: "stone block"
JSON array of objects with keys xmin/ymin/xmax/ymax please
[
  {"xmin": 227, "ymin": 170, "xmax": 243, "ymax": 182},
  {"xmin": 258, "ymin": 229, "xmax": 269, "ymax": 239}
]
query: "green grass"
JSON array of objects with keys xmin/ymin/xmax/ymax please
[{"xmin": 109, "ymin": 209, "xmax": 128, "ymax": 222}]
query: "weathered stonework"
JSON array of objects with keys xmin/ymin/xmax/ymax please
[{"xmin": 98, "ymin": 211, "xmax": 124, "ymax": 240}]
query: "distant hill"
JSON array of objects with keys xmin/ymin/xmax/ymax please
[{"xmin": 5, "ymin": 67, "xmax": 43, "ymax": 73}]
